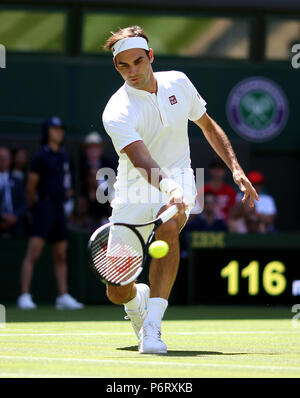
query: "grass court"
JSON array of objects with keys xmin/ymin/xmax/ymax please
[{"xmin": 0, "ymin": 305, "xmax": 299, "ymax": 378}]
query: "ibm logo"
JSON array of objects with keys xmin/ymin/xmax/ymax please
[{"xmin": 0, "ymin": 44, "xmax": 6, "ymax": 69}]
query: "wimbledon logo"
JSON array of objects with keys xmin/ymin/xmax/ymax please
[{"xmin": 226, "ymin": 77, "xmax": 289, "ymax": 142}]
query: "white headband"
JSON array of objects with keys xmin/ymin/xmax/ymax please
[{"xmin": 112, "ymin": 37, "xmax": 149, "ymax": 58}]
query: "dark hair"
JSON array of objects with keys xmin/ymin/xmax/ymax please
[
  {"xmin": 104, "ymin": 25, "xmax": 150, "ymax": 59},
  {"xmin": 205, "ymin": 191, "xmax": 217, "ymax": 199},
  {"xmin": 208, "ymin": 159, "xmax": 226, "ymax": 170}
]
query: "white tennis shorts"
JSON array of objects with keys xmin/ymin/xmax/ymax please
[{"xmin": 109, "ymin": 170, "xmax": 197, "ymax": 243}]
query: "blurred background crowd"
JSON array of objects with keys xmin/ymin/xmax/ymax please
[{"xmin": 0, "ymin": 116, "xmax": 278, "ymax": 243}]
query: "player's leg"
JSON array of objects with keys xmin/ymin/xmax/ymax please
[
  {"xmin": 139, "ymin": 208, "xmax": 186, "ymax": 354},
  {"xmin": 106, "ymin": 282, "xmax": 137, "ymax": 305},
  {"xmin": 149, "ymin": 209, "xmax": 187, "ymax": 299},
  {"xmin": 105, "ymin": 203, "xmax": 152, "ymax": 337},
  {"xmin": 18, "ymin": 237, "xmax": 45, "ymax": 309},
  {"xmin": 106, "ymin": 281, "xmax": 149, "ymax": 338}
]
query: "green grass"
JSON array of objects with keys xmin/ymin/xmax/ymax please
[{"xmin": 0, "ymin": 305, "xmax": 300, "ymax": 378}]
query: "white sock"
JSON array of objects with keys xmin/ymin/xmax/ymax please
[
  {"xmin": 145, "ymin": 298, "xmax": 168, "ymax": 326},
  {"xmin": 124, "ymin": 292, "xmax": 140, "ymax": 311}
]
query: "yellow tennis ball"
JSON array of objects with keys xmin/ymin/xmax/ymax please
[{"xmin": 148, "ymin": 240, "xmax": 169, "ymax": 259}]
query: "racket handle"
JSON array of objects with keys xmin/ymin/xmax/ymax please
[{"xmin": 160, "ymin": 205, "xmax": 178, "ymax": 223}]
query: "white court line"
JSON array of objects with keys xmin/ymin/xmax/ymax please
[
  {"xmin": 0, "ymin": 355, "xmax": 300, "ymax": 372},
  {"xmin": 0, "ymin": 331, "xmax": 298, "ymax": 337}
]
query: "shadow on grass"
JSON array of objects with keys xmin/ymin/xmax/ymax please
[
  {"xmin": 117, "ymin": 346, "xmax": 280, "ymax": 357},
  {"xmin": 117, "ymin": 345, "xmax": 251, "ymax": 357}
]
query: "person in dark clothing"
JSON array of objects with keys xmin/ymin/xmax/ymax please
[
  {"xmin": 0, "ymin": 147, "xmax": 28, "ymax": 237},
  {"xmin": 10, "ymin": 147, "xmax": 28, "ymax": 187},
  {"xmin": 17, "ymin": 117, "xmax": 84, "ymax": 310},
  {"xmin": 186, "ymin": 191, "xmax": 228, "ymax": 232}
]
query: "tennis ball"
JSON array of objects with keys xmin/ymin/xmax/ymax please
[{"xmin": 148, "ymin": 240, "xmax": 169, "ymax": 259}]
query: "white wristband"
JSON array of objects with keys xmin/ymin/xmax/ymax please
[{"xmin": 159, "ymin": 178, "xmax": 183, "ymax": 196}]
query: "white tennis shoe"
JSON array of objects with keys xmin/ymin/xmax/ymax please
[
  {"xmin": 139, "ymin": 321, "xmax": 167, "ymax": 354},
  {"xmin": 17, "ymin": 293, "xmax": 37, "ymax": 310},
  {"xmin": 124, "ymin": 283, "xmax": 150, "ymax": 338},
  {"xmin": 55, "ymin": 293, "xmax": 84, "ymax": 310}
]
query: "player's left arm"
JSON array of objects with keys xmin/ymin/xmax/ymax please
[{"xmin": 194, "ymin": 112, "xmax": 259, "ymax": 207}]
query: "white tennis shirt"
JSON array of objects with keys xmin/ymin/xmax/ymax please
[{"xmin": 102, "ymin": 70, "xmax": 207, "ymax": 204}]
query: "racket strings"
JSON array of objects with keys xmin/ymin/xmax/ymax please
[{"xmin": 90, "ymin": 225, "xmax": 143, "ymax": 284}]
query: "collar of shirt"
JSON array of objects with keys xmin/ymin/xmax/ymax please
[
  {"xmin": 124, "ymin": 81, "xmax": 157, "ymax": 97},
  {"xmin": 124, "ymin": 75, "xmax": 169, "ymax": 127},
  {"xmin": 43, "ymin": 145, "xmax": 64, "ymax": 155}
]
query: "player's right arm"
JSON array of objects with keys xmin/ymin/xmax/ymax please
[
  {"xmin": 122, "ymin": 140, "xmax": 187, "ymax": 215},
  {"xmin": 26, "ymin": 172, "xmax": 39, "ymax": 208}
]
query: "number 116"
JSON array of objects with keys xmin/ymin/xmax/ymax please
[{"xmin": 220, "ymin": 260, "xmax": 287, "ymax": 296}]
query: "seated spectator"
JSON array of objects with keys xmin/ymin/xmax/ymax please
[
  {"xmin": 234, "ymin": 170, "xmax": 277, "ymax": 233},
  {"xmin": 228, "ymin": 199, "xmax": 258, "ymax": 234},
  {"xmin": 0, "ymin": 147, "xmax": 28, "ymax": 237},
  {"xmin": 10, "ymin": 147, "xmax": 28, "ymax": 186},
  {"xmin": 192, "ymin": 159, "xmax": 236, "ymax": 221},
  {"xmin": 246, "ymin": 213, "xmax": 263, "ymax": 233},
  {"xmin": 186, "ymin": 192, "xmax": 228, "ymax": 232}
]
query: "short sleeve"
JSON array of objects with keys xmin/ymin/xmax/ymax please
[
  {"xmin": 102, "ymin": 107, "xmax": 142, "ymax": 154},
  {"xmin": 184, "ymin": 75, "xmax": 207, "ymax": 121}
]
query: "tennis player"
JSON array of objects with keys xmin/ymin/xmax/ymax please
[{"xmin": 102, "ymin": 26, "xmax": 258, "ymax": 354}]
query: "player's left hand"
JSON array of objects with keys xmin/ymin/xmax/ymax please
[
  {"xmin": 168, "ymin": 188, "xmax": 188, "ymax": 215},
  {"xmin": 232, "ymin": 169, "xmax": 259, "ymax": 207}
]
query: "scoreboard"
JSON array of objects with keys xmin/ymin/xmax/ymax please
[{"xmin": 187, "ymin": 232, "xmax": 300, "ymax": 305}]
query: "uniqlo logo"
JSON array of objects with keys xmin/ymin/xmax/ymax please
[{"xmin": 169, "ymin": 95, "xmax": 177, "ymax": 105}]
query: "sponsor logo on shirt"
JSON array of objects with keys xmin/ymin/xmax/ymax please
[{"xmin": 169, "ymin": 95, "xmax": 178, "ymax": 105}]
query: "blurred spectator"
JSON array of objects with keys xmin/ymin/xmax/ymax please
[
  {"xmin": 246, "ymin": 213, "xmax": 263, "ymax": 233},
  {"xmin": 80, "ymin": 131, "xmax": 115, "ymax": 195},
  {"xmin": 11, "ymin": 147, "xmax": 28, "ymax": 186},
  {"xmin": 231, "ymin": 170, "xmax": 277, "ymax": 233},
  {"xmin": 185, "ymin": 192, "xmax": 228, "ymax": 232},
  {"xmin": 77, "ymin": 131, "xmax": 115, "ymax": 228},
  {"xmin": 0, "ymin": 147, "xmax": 28, "ymax": 237},
  {"xmin": 192, "ymin": 159, "xmax": 236, "ymax": 220},
  {"xmin": 83, "ymin": 166, "xmax": 111, "ymax": 227},
  {"xmin": 69, "ymin": 196, "xmax": 99, "ymax": 231},
  {"xmin": 17, "ymin": 116, "xmax": 84, "ymax": 310},
  {"xmin": 228, "ymin": 200, "xmax": 260, "ymax": 233}
]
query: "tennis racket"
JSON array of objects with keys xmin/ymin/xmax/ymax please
[{"xmin": 87, "ymin": 204, "xmax": 178, "ymax": 286}]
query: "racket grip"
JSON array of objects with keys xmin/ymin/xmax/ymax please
[{"xmin": 160, "ymin": 205, "xmax": 178, "ymax": 223}]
